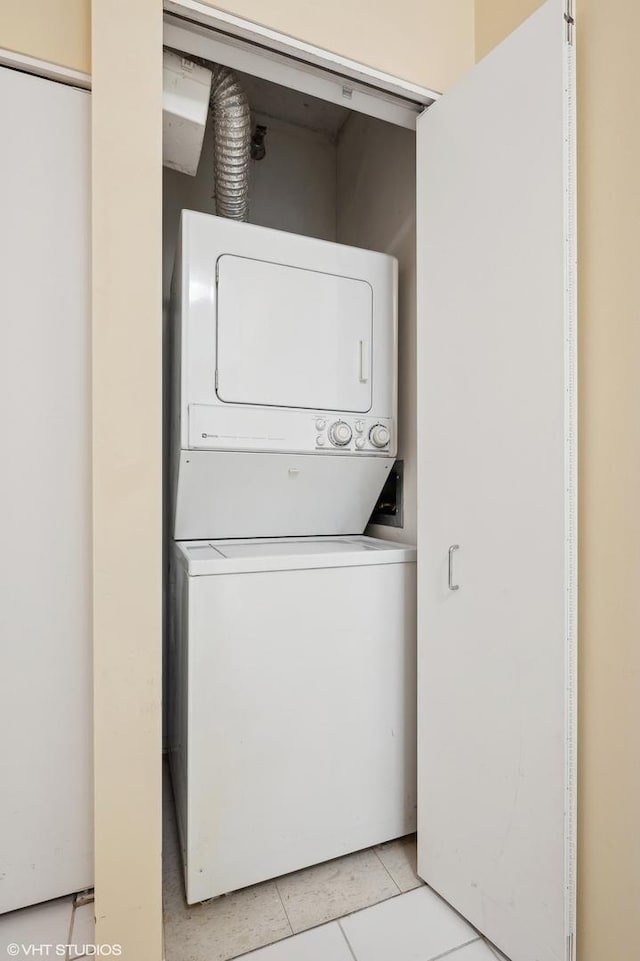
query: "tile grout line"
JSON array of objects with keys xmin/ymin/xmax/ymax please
[
  {"xmin": 273, "ymin": 880, "xmax": 295, "ymax": 939},
  {"xmin": 65, "ymin": 900, "xmax": 75, "ymax": 961},
  {"xmin": 336, "ymin": 916, "xmax": 479, "ymax": 961},
  {"xmin": 70, "ymin": 898, "xmax": 90, "ymax": 961},
  {"xmin": 268, "ymin": 847, "xmax": 405, "ymax": 939},
  {"xmin": 284, "ymin": 875, "xmax": 413, "ymax": 937},
  {"xmin": 370, "ymin": 846, "xmax": 403, "ymax": 895},
  {"xmin": 336, "ymin": 919, "xmax": 359, "ymax": 961},
  {"xmin": 426, "ymin": 936, "xmax": 482, "ymax": 961}
]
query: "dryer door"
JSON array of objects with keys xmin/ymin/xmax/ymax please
[{"xmin": 215, "ymin": 254, "xmax": 373, "ymax": 412}]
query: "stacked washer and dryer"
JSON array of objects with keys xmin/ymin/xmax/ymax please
[{"xmin": 168, "ymin": 211, "xmax": 417, "ymax": 904}]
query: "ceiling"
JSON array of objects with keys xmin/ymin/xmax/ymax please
[{"xmin": 234, "ymin": 69, "xmax": 351, "ymax": 140}]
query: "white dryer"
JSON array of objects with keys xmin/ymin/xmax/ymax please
[
  {"xmin": 170, "ymin": 212, "xmax": 398, "ymax": 539},
  {"xmin": 168, "ymin": 535, "xmax": 417, "ymax": 904}
]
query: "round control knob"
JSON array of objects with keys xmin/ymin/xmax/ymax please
[
  {"xmin": 355, "ymin": 437, "xmax": 365, "ymax": 450},
  {"xmin": 369, "ymin": 424, "xmax": 391, "ymax": 448},
  {"xmin": 316, "ymin": 435, "xmax": 325, "ymax": 446},
  {"xmin": 355, "ymin": 420, "xmax": 365, "ymax": 433},
  {"xmin": 329, "ymin": 421, "xmax": 352, "ymax": 447},
  {"xmin": 315, "ymin": 418, "xmax": 327, "ymax": 431}
]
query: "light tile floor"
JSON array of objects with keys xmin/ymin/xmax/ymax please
[
  {"xmin": 162, "ymin": 774, "xmax": 511, "ymax": 961},
  {"xmin": 0, "ymin": 864, "xmax": 509, "ymax": 961},
  {"xmin": 0, "ymin": 892, "xmax": 95, "ymax": 961},
  {"xmin": 240, "ymin": 888, "xmax": 510, "ymax": 961},
  {"xmin": 163, "ymin": 775, "xmax": 420, "ymax": 959},
  {"xmin": 0, "ymin": 774, "xmax": 509, "ymax": 961},
  {"xmin": 274, "ymin": 847, "xmax": 399, "ymax": 933},
  {"xmin": 68, "ymin": 901, "xmax": 96, "ymax": 958}
]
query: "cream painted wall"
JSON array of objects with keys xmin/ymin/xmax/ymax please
[
  {"xmin": 1, "ymin": 0, "xmax": 474, "ymax": 91},
  {"xmin": 0, "ymin": 1, "xmax": 90, "ymax": 73},
  {"xmin": 474, "ymin": 0, "xmax": 541, "ymax": 60},
  {"xmin": 474, "ymin": 4, "xmax": 640, "ymax": 960},
  {"xmin": 200, "ymin": 0, "xmax": 474, "ymax": 92},
  {"xmin": 92, "ymin": 2, "xmax": 163, "ymax": 960}
]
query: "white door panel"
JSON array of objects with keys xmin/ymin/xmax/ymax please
[
  {"xmin": 416, "ymin": 2, "xmax": 576, "ymax": 960},
  {"xmin": 216, "ymin": 254, "xmax": 373, "ymax": 412}
]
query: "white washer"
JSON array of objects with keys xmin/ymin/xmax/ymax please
[
  {"xmin": 168, "ymin": 535, "xmax": 417, "ymax": 904},
  {"xmin": 170, "ymin": 212, "xmax": 398, "ymax": 539}
]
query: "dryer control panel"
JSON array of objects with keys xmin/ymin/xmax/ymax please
[
  {"xmin": 314, "ymin": 417, "xmax": 393, "ymax": 453},
  {"xmin": 188, "ymin": 404, "xmax": 395, "ymax": 457}
]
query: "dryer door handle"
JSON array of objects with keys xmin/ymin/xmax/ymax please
[
  {"xmin": 359, "ymin": 339, "xmax": 370, "ymax": 384},
  {"xmin": 448, "ymin": 544, "xmax": 460, "ymax": 591}
]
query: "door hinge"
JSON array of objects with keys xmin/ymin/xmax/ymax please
[{"xmin": 564, "ymin": 0, "xmax": 575, "ymax": 45}]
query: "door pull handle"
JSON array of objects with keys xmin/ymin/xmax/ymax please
[
  {"xmin": 448, "ymin": 544, "xmax": 460, "ymax": 591},
  {"xmin": 359, "ymin": 339, "xmax": 369, "ymax": 383}
]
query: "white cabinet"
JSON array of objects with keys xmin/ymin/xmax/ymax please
[{"xmin": 0, "ymin": 67, "xmax": 92, "ymax": 912}]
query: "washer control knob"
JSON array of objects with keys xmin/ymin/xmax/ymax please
[
  {"xmin": 355, "ymin": 437, "xmax": 365, "ymax": 450},
  {"xmin": 329, "ymin": 421, "xmax": 352, "ymax": 447},
  {"xmin": 355, "ymin": 420, "xmax": 365, "ymax": 433},
  {"xmin": 316, "ymin": 435, "xmax": 326, "ymax": 446},
  {"xmin": 315, "ymin": 418, "xmax": 327, "ymax": 431},
  {"xmin": 369, "ymin": 424, "xmax": 391, "ymax": 448}
]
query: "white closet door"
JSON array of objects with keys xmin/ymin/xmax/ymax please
[
  {"xmin": 416, "ymin": 2, "xmax": 576, "ymax": 960},
  {"xmin": 0, "ymin": 68, "xmax": 92, "ymax": 911}
]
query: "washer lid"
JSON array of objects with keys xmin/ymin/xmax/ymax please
[
  {"xmin": 215, "ymin": 254, "xmax": 373, "ymax": 413},
  {"xmin": 174, "ymin": 535, "xmax": 416, "ymax": 575}
]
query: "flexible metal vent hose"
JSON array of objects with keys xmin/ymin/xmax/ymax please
[{"xmin": 210, "ymin": 65, "xmax": 251, "ymax": 221}]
